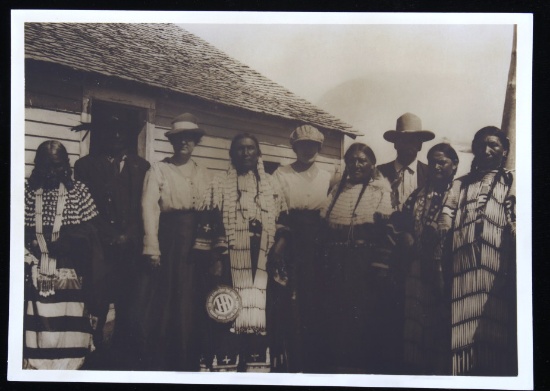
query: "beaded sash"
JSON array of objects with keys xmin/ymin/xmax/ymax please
[{"xmin": 34, "ymin": 183, "xmax": 67, "ymax": 297}]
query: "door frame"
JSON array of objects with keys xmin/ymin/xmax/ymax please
[{"xmin": 80, "ymin": 85, "xmax": 156, "ymax": 161}]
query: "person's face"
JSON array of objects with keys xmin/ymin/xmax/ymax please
[
  {"xmin": 41, "ymin": 150, "xmax": 66, "ymax": 188},
  {"xmin": 428, "ymin": 151, "xmax": 456, "ymax": 183},
  {"xmin": 345, "ymin": 150, "xmax": 374, "ymax": 184},
  {"xmin": 169, "ymin": 133, "xmax": 197, "ymax": 157},
  {"xmin": 46, "ymin": 151, "xmax": 65, "ymax": 176},
  {"xmin": 473, "ymin": 134, "xmax": 507, "ymax": 170},
  {"xmin": 232, "ymin": 137, "xmax": 259, "ymax": 173},
  {"xmin": 293, "ymin": 140, "xmax": 321, "ymax": 165},
  {"xmin": 104, "ymin": 125, "xmax": 130, "ymax": 154},
  {"xmin": 394, "ymin": 135, "xmax": 423, "ymax": 162}
]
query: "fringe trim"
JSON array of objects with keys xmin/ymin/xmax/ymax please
[{"xmin": 200, "ymin": 158, "xmax": 284, "ymax": 334}]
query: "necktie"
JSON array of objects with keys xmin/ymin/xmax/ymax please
[{"xmin": 391, "ymin": 168, "xmax": 406, "ymax": 210}]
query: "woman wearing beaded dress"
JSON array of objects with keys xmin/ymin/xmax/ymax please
[
  {"xmin": 442, "ymin": 126, "xmax": 516, "ymax": 376},
  {"xmin": 194, "ymin": 133, "xmax": 288, "ymax": 373},
  {"xmin": 400, "ymin": 143, "xmax": 459, "ymax": 375},
  {"xmin": 318, "ymin": 142, "xmax": 401, "ymax": 374},
  {"xmin": 24, "ymin": 140, "xmax": 105, "ymax": 370},
  {"xmin": 137, "ymin": 113, "xmax": 211, "ymax": 371}
]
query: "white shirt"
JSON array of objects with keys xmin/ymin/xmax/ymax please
[
  {"xmin": 393, "ymin": 158, "xmax": 418, "ymax": 207},
  {"xmin": 273, "ymin": 163, "xmax": 331, "ymax": 211},
  {"xmin": 142, "ymin": 159, "xmax": 211, "ymax": 256}
]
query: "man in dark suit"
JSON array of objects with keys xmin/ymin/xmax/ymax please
[
  {"xmin": 74, "ymin": 113, "xmax": 150, "ymax": 369},
  {"xmin": 377, "ymin": 113, "xmax": 435, "ymax": 211}
]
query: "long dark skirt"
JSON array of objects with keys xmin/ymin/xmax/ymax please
[
  {"xmin": 134, "ymin": 211, "xmax": 199, "ymax": 371},
  {"xmin": 321, "ymin": 242, "xmax": 402, "ymax": 374},
  {"xmin": 267, "ymin": 210, "xmax": 324, "ymax": 373}
]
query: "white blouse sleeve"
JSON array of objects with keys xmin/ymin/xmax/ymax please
[{"xmin": 142, "ymin": 165, "xmax": 162, "ymax": 256}]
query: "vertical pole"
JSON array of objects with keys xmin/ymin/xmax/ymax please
[{"xmin": 502, "ymin": 25, "xmax": 517, "ymax": 173}]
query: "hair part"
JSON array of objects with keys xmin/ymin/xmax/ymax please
[
  {"xmin": 229, "ymin": 133, "xmax": 262, "ymax": 164},
  {"xmin": 427, "ymin": 142, "xmax": 459, "ymax": 164},
  {"xmin": 344, "ymin": 142, "xmax": 377, "ymax": 166},
  {"xmin": 325, "ymin": 142, "xmax": 376, "ymax": 220},
  {"xmin": 229, "ymin": 133, "xmax": 263, "ymax": 206},
  {"xmin": 28, "ymin": 140, "xmax": 73, "ymax": 190}
]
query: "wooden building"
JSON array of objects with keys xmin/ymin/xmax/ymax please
[{"xmin": 24, "ymin": 23, "xmax": 361, "ymax": 178}]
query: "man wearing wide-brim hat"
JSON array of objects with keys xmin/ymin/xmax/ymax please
[{"xmin": 377, "ymin": 113, "xmax": 435, "ymax": 210}]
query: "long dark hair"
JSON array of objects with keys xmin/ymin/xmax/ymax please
[
  {"xmin": 28, "ymin": 140, "xmax": 73, "ymax": 190},
  {"xmin": 229, "ymin": 133, "xmax": 262, "ymax": 206},
  {"xmin": 427, "ymin": 142, "xmax": 459, "ymax": 185},
  {"xmin": 470, "ymin": 126, "xmax": 510, "ymax": 172},
  {"xmin": 325, "ymin": 142, "xmax": 377, "ymax": 220},
  {"xmin": 229, "ymin": 133, "xmax": 262, "ymax": 164}
]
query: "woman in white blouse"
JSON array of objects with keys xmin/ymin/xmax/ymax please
[
  {"xmin": 271, "ymin": 124, "xmax": 332, "ymax": 373},
  {"xmin": 137, "ymin": 113, "xmax": 211, "ymax": 371}
]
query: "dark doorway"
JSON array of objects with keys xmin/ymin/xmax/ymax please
[{"xmin": 89, "ymin": 100, "xmax": 146, "ymax": 157}]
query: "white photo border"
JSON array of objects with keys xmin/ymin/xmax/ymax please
[{"xmin": 9, "ymin": 10, "xmax": 533, "ymax": 389}]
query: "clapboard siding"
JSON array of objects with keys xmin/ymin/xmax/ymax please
[
  {"xmin": 24, "ymin": 108, "xmax": 83, "ymax": 178},
  {"xmin": 156, "ymin": 98, "xmax": 342, "ymax": 156},
  {"xmin": 154, "ymin": 136, "xmax": 339, "ymax": 165},
  {"xmin": 23, "ymin": 65, "xmax": 346, "ymax": 179},
  {"xmin": 25, "ymin": 108, "xmax": 83, "ymax": 129},
  {"xmin": 153, "ymin": 98, "xmax": 343, "ymax": 174},
  {"xmin": 25, "ymin": 134, "xmax": 80, "ymax": 155},
  {"xmin": 25, "ymin": 121, "xmax": 81, "ymax": 142}
]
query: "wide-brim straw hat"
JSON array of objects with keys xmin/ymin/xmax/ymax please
[
  {"xmin": 290, "ymin": 124, "xmax": 324, "ymax": 145},
  {"xmin": 164, "ymin": 113, "xmax": 206, "ymax": 138},
  {"xmin": 383, "ymin": 112, "xmax": 435, "ymax": 143}
]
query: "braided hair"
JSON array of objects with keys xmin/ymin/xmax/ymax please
[
  {"xmin": 229, "ymin": 133, "xmax": 262, "ymax": 206},
  {"xmin": 325, "ymin": 142, "xmax": 376, "ymax": 220}
]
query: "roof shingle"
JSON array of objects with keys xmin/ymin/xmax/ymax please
[{"xmin": 25, "ymin": 23, "xmax": 362, "ymax": 137}]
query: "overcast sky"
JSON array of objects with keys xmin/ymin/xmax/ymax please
[{"xmin": 183, "ymin": 23, "xmax": 514, "ymax": 174}]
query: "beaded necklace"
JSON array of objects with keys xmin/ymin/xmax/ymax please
[{"xmin": 34, "ymin": 182, "xmax": 67, "ymax": 296}]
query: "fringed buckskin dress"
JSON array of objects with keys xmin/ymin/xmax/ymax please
[
  {"xmin": 195, "ymin": 158, "xmax": 288, "ymax": 372},
  {"xmin": 443, "ymin": 169, "xmax": 517, "ymax": 376}
]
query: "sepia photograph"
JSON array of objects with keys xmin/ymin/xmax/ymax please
[{"xmin": 9, "ymin": 10, "xmax": 533, "ymax": 389}]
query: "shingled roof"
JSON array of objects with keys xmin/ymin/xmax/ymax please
[{"xmin": 25, "ymin": 23, "xmax": 362, "ymax": 138}]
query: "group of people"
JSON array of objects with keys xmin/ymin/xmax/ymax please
[{"xmin": 23, "ymin": 110, "xmax": 517, "ymax": 376}]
